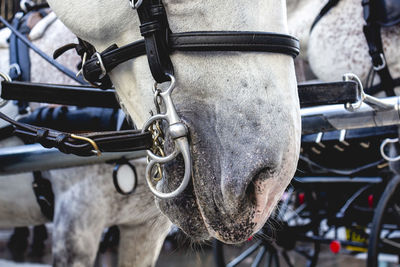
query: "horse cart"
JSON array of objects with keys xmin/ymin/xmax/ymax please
[{"xmin": 0, "ymin": 1, "xmax": 399, "ymax": 267}]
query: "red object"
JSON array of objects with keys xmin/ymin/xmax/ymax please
[
  {"xmin": 368, "ymin": 194, "xmax": 374, "ymax": 208},
  {"xmin": 330, "ymin": 240, "xmax": 341, "ymax": 254},
  {"xmin": 248, "ymin": 236, "xmax": 253, "ymax": 241},
  {"xmin": 298, "ymin": 193, "xmax": 305, "ymax": 205}
]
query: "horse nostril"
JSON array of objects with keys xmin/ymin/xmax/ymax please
[
  {"xmin": 248, "ymin": 167, "xmax": 276, "ymax": 196},
  {"xmin": 245, "ymin": 179, "xmax": 256, "ymax": 204}
]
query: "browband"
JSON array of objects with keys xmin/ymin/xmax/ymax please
[{"xmin": 82, "ymin": 31, "xmax": 300, "ymax": 87}]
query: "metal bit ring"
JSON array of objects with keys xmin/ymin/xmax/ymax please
[{"xmin": 141, "ymin": 74, "xmax": 192, "ymax": 199}]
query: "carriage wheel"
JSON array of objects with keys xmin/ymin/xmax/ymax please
[
  {"xmin": 367, "ymin": 175, "xmax": 400, "ymax": 267},
  {"xmin": 213, "ymin": 229, "xmax": 320, "ymax": 267}
]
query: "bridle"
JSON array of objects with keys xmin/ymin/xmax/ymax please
[{"xmin": 0, "ymin": 0, "xmax": 300, "ymax": 199}]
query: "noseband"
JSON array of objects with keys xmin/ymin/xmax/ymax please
[{"xmin": 0, "ymin": 0, "xmax": 299, "ymax": 199}]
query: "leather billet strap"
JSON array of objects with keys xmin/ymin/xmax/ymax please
[
  {"xmin": 82, "ymin": 31, "xmax": 300, "ymax": 86},
  {"xmin": 0, "ymin": 111, "xmax": 152, "ymax": 157},
  {"xmin": 137, "ymin": 0, "xmax": 172, "ymax": 83}
]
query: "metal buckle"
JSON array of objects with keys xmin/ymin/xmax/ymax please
[
  {"xmin": 373, "ymin": 53, "xmax": 386, "ymax": 71},
  {"xmin": 344, "ymin": 73, "xmax": 366, "ymax": 112},
  {"xmin": 76, "ymin": 52, "xmax": 87, "ymax": 78},
  {"xmin": 142, "ymin": 73, "xmax": 192, "ymax": 199},
  {"xmin": 0, "ymin": 72, "xmax": 11, "ymax": 108},
  {"xmin": 9, "ymin": 63, "xmax": 21, "ymax": 77},
  {"xmin": 94, "ymin": 52, "xmax": 107, "ymax": 80},
  {"xmin": 70, "ymin": 134, "xmax": 102, "ymax": 156},
  {"xmin": 129, "ymin": 0, "xmax": 143, "ymax": 9}
]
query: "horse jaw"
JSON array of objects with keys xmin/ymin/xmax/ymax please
[{"xmin": 48, "ymin": 0, "xmax": 301, "ymax": 243}]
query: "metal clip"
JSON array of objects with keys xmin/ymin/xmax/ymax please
[
  {"xmin": 344, "ymin": 73, "xmax": 365, "ymax": 112},
  {"xmin": 380, "ymin": 138, "xmax": 400, "ymax": 162},
  {"xmin": 373, "ymin": 53, "xmax": 386, "ymax": 71},
  {"xmin": 9, "ymin": 63, "xmax": 21, "ymax": 77},
  {"xmin": 0, "ymin": 72, "xmax": 11, "ymax": 108},
  {"xmin": 70, "ymin": 134, "xmax": 102, "ymax": 156},
  {"xmin": 129, "ymin": 0, "xmax": 143, "ymax": 9},
  {"xmin": 142, "ymin": 74, "xmax": 192, "ymax": 199},
  {"xmin": 76, "ymin": 52, "xmax": 87, "ymax": 78}
]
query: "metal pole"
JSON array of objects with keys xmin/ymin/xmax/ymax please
[
  {"xmin": 301, "ymin": 96, "xmax": 400, "ymax": 134},
  {"xmin": 0, "ymin": 144, "xmax": 146, "ymax": 175}
]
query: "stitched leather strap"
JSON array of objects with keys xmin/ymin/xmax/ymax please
[
  {"xmin": 1, "ymin": 81, "xmax": 120, "ymax": 108},
  {"xmin": 2, "ymin": 80, "xmax": 356, "ymax": 109},
  {"xmin": 0, "ymin": 111, "xmax": 152, "ymax": 157},
  {"xmin": 82, "ymin": 31, "xmax": 300, "ymax": 86},
  {"xmin": 137, "ymin": 0, "xmax": 173, "ymax": 83}
]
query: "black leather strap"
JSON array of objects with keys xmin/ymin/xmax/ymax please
[
  {"xmin": 1, "ymin": 81, "xmax": 120, "ymax": 109},
  {"xmin": 298, "ymin": 81, "xmax": 358, "ymax": 107},
  {"xmin": 363, "ymin": 0, "xmax": 396, "ymax": 96},
  {"xmin": 82, "ymin": 31, "xmax": 300, "ymax": 86},
  {"xmin": 137, "ymin": 0, "xmax": 173, "ymax": 83},
  {"xmin": 32, "ymin": 171, "xmax": 54, "ymax": 221},
  {"xmin": 0, "ymin": 125, "xmax": 14, "ymax": 141},
  {"xmin": 0, "ymin": 111, "xmax": 152, "ymax": 157},
  {"xmin": 310, "ymin": 0, "xmax": 340, "ymax": 32},
  {"xmin": 2, "ymin": 80, "xmax": 356, "ymax": 109}
]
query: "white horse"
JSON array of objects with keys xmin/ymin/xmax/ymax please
[
  {"xmin": 0, "ymin": 14, "xmax": 170, "ymax": 267},
  {"xmin": 306, "ymin": 0, "xmax": 400, "ymax": 89},
  {"xmin": 47, "ymin": 0, "xmax": 300, "ymax": 259},
  {"xmin": 287, "ymin": 0, "xmax": 327, "ymax": 61}
]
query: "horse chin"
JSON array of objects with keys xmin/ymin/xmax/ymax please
[
  {"xmin": 154, "ymin": 108, "xmax": 296, "ymax": 244},
  {"xmin": 155, "ymin": 156, "xmax": 211, "ymax": 242},
  {"xmin": 155, "ymin": 142, "xmax": 287, "ymax": 244}
]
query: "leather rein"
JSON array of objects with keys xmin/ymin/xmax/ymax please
[{"xmin": 0, "ymin": 0, "xmax": 300, "ymax": 198}]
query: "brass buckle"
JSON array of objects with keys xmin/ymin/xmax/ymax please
[{"xmin": 70, "ymin": 134, "xmax": 102, "ymax": 156}]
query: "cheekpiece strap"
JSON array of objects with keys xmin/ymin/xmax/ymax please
[{"xmin": 136, "ymin": 0, "xmax": 173, "ymax": 83}]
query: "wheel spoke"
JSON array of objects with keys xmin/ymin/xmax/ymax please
[
  {"xmin": 251, "ymin": 246, "xmax": 266, "ymax": 267},
  {"xmin": 281, "ymin": 250, "xmax": 295, "ymax": 267},
  {"xmin": 272, "ymin": 250, "xmax": 280, "ymax": 267},
  {"xmin": 227, "ymin": 240, "xmax": 263, "ymax": 267},
  {"xmin": 391, "ymin": 204, "xmax": 400, "ymax": 225},
  {"xmin": 294, "ymin": 247, "xmax": 313, "ymax": 260},
  {"xmin": 381, "ymin": 238, "xmax": 400, "ymax": 249}
]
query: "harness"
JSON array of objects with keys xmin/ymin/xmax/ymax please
[
  {"xmin": 0, "ymin": 0, "xmax": 300, "ymax": 199},
  {"xmin": 311, "ymin": 0, "xmax": 400, "ymax": 96}
]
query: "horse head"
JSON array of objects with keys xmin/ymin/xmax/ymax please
[{"xmin": 47, "ymin": 0, "xmax": 301, "ymax": 243}]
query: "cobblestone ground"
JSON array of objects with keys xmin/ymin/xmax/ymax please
[{"xmin": 0, "ymin": 227, "xmax": 398, "ymax": 267}]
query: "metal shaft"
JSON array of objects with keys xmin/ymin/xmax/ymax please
[
  {"xmin": 301, "ymin": 96, "xmax": 400, "ymax": 134},
  {"xmin": 0, "ymin": 144, "xmax": 146, "ymax": 175}
]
